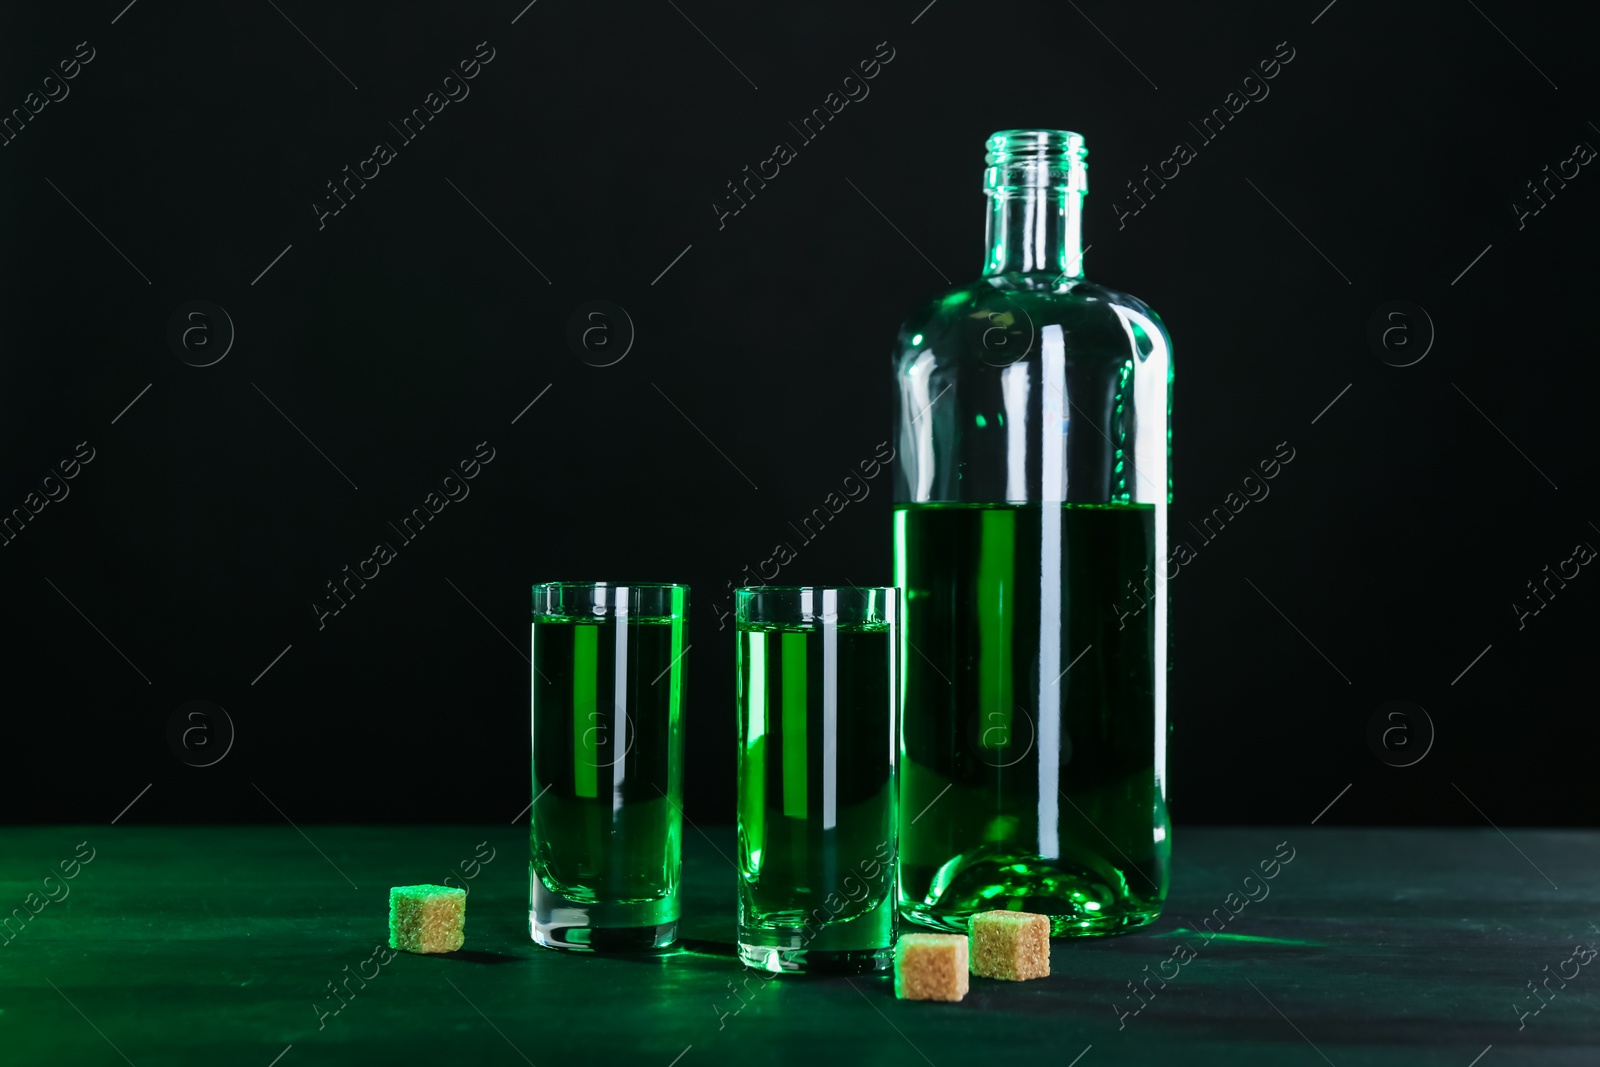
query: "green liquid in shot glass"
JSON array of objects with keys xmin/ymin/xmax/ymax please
[
  {"xmin": 736, "ymin": 618, "xmax": 897, "ymax": 974},
  {"xmin": 531, "ymin": 605, "xmax": 685, "ymax": 951}
]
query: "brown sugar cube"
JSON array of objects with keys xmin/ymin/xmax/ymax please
[
  {"xmin": 969, "ymin": 910, "xmax": 1050, "ymax": 980},
  {"xmin": 894, "ymin": 933, "xmax": 969, "ymax": 1001},
  {"xmin": 388, "ymin": 884, "xmax": 465, "ymax": 954}
]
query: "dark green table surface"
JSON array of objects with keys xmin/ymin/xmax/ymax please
[{"xmin": 3, "ymin": 826, "xmax": 1596, "ymax": 1066}]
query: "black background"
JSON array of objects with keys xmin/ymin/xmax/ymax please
[{"xmin": 2, "ymin": 0, "xmax": 1594, "ymax": 829}]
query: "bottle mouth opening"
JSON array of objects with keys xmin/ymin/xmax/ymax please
[
  {"xmin": 985, "ymin": 129, "xmax": 1087, "ymax": 194},
  {"xmin": 985, "ymin": 129, "xmax": 1087, "ymax": 166}
]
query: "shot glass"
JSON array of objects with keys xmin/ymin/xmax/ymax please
[
  {"xmin": 530, "ymin": 582, "xmax": 688, "ymax": 951},
  {"xmin": 735, "ymin": 586, "xmax": 899, "ymax": 974}
]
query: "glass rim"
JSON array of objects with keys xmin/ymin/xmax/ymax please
[
  {"xmin": 734, "ymin": 585, "xmax": 897, "ymax": 627},
  {"xmin": 733, "ymin": 585, "xmax": 894, "ymax": 595},
  {"xmin": 533, "ymin": 581, "xmax": 689, "ymax": 621},
  {"xmin": 533, "ymin": 581, "xmax": 689, "ymax": 591}
]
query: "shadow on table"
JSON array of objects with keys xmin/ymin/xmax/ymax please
[
  {"xmin": 433, "ymin": 949, "xmax": 529, "ymax": 964},
  {"xmin": 675, "ymin": 937, "xmax": 737, "ymax": 959},
  {"xmin": 546, "ymin": 936, "xmax": 738, "ymax": 968}
]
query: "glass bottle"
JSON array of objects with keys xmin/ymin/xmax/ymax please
[{"xmin": 892, "ymin": 129, "xmax": 1172, "ymax": 935}]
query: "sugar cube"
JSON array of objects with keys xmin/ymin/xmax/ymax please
[
  {"xmin": 894, "ymin": 933, "xmax": 969, "ymax": 1001},
  {"xmin": 969, "ymin": 909, "xmax": 1050, "ymax": 981},
  {"xmin": 388, "ymin": 884, "xmax": 465, "ymax": 954}
]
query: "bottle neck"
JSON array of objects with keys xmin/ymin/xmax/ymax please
[{"xmin": 983, "ymin": 180, "xmax": 1085, "ymax": 279}]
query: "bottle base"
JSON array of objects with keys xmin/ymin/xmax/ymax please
[{"xmin": 900, "ymin": 900, "xmax": 1163, "ymax": 937}]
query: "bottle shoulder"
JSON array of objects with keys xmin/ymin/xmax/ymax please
[{"xmin": 894, "ymin": 273, "xmax": 1170, "ymax": 372}]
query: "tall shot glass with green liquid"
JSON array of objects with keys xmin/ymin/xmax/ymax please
[
  {"xmin": 530, "ymin": 582, "xmax": 688, "ymax": 951},
  {"xmin": 736, "ymin": 586, "xmax": 898, "ymax": 974}
]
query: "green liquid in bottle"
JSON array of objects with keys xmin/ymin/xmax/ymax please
[
  {"xmin": 895, "ymin": 502, "xmax": 1168, "ymax": 935},
  {"xmin": 737, "ymin": 621, "xmax": 897, "ymax": 973}
]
